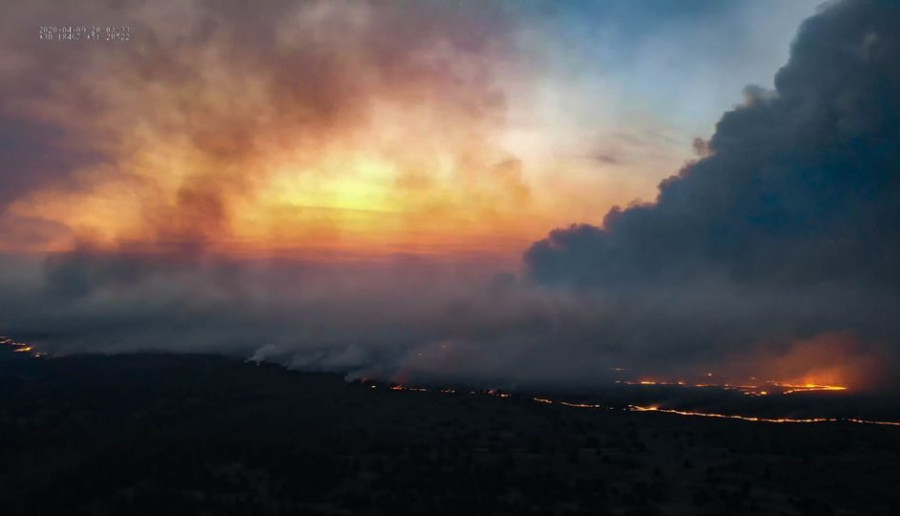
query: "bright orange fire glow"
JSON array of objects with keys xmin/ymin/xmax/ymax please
[
  {"xmin": 6, "ymin": 340, "xmax": 899, "ymax": 428},
  {"xmin": 618, "ymin": 378, "xmax": 848, "ymax": 396},
  {"xmin": 611, "ymin": 333, "xmax": 881, "ymax": 396},
  {"xmin": 0, "ymin": 336, "xmax": 45, "ymax": 358},
  {"xmin": 629, "ymin": 405, "xmax": 838, "ymax": 424},
  {"xmin": 375, "ymin": 381, "xmax": 900, "ymax": 427}
]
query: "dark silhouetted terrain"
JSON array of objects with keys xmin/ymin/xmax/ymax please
[{"xmin": 2, "ymin": 351, "xmax": 899, "ymax": 516}]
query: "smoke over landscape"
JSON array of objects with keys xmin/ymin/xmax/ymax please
[
  {"xmin": 6, "ymin": 2, "xmax": 900, "ymax": 515},
  {"xmin": 2, "ymin": 0, "xmax": 900, "ymax": 395}
]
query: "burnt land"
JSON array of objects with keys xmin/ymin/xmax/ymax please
[{"xmin": 2, "ymin": 351, "xmax": 899, "ymax": 516}]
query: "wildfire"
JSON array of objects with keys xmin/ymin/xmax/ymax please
[
  {"xmin": 627, "ymin": 407, "xmax": 900, "ymax": 427},
  {"xmin": 374, "ymin": 380, "xmax": 900, "ymax": 428},
  {"xmin": 5, "ymin": 338, "xmax": 891, "ymax": 428},
  {"xmin": 616, "ymin": 378, "xmax": 848, "ymax": 397},
  {"xmin": 487, "ymin": 389, "xmax": 511, "ymax": 398},
  {"xmin": 389, "ymin": 385, "xmax": 428, "ymax": 392},
  {"xmin": 0, "ymin": 336, "xmax": 46, "ymax": 358},
  {"xmin": 629, "ymin": 405, "xmax": 836, "ymax": 424},
  {"xmin": 771, "ymin": 382, "xmax": 848, "ymax": 394}
]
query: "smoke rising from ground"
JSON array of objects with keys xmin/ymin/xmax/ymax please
[
  {"xmin": 524, "ymin": 0, "xmax": 900, "ymax": 388},
  {"xmin": 2, "ymin": 1, "xmax": 900, "ymax": 390}
]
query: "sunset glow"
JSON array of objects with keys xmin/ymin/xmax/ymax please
[
  {"xmin": 2, "ymin": 0, "xmax": 899, "ymax": 413},
  {"xmin": 5, "ymin": 2, "xmax": 900, "ymax": 514}
]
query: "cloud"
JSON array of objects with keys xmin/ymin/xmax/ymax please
[
  {"xmin": 523, "ymin": 0, "xmax": 900, "ymax": 384},
  {"xmin": 3, "ymin": 0, "xmax": 900, "ymax": 392},
  {"xmin": 0, "ymin": 116, "xmax": 102, "ymax": 210},
  {"xmin": 0, "ymin": 0, "xmax": 532, "ymax": 254},
  {"xmin": 529, "ymin": 0, "xmax": 900, "ymax": 288},
  {"xmin": 0, "ymin": 243, "xmax": 510, "ymax": 365}
]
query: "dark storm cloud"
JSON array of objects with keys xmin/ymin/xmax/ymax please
[{"xmin": 523, "ymin": 0, "xmax": 900, "ymax": 383}]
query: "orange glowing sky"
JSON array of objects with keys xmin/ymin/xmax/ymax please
[
  {"xmin": 1, "ymin": 1, "xmax": 896, "ymax": 399},
  {"xmin": 0, "ymin": 0, "xmax": 819, "ymax": 263}
]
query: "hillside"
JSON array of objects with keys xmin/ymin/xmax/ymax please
[{"xmin": 2, "ymin": 352, "xmax": 899, "ymax": 516}]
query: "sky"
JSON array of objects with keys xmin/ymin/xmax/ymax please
[
  {"xmin": 2, "ymin": 0, "xmax": 899, "ymax": 392},
  {"xmin": 0, "ymin": 0, "xmax": 821, "ymax": 261}
]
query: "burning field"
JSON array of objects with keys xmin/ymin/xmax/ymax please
[
  {"xmin": 3, "ymin": 0, "xmax": 900, "ymax": 514},
  {"xmin": 6, "ymin": 335, "xmax": 900, "ymax": 429},
  {"xmin": 3, "ymin": 346, "xmax": 900, "ymax": 516}
]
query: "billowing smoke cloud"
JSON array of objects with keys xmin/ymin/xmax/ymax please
[
  {"xmin": 0, "ymin": 247, "xmax": 582, "ymax": 383},
  {"xmin": 0, "ymin": 0, "xmax": 548, "ymax": 380},
  {"xmin": 524, "ymin": 0, "xmax": 900, "ymax": 386},
  {"xmin": 2, "ymin": 0, "xmax": 900, "ymax": 392}
]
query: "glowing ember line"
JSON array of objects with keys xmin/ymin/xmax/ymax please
[
  {"xmin": 774, "ymin": 383, "xmax": 848, "ymax": 394},
  {"xmin": 845, "ymin": 418, "xmax": 900, "ymax": 427},
  {"xmin": 558, "ymin": 401, "xmax": 608, "ymax": 409},
  {"xmin": 625, "ymin": 406, "xmax": 900, "ymax": 427},
  {"xmin": 378, "ymin": 382, "xmax": 900, "ymax": 428},
  {"xmin": 0, "ymin": 336, "xmax": 46, "ymax": 358},
  {"xmin": 617, "ymin": 379, "xmax": 848, "ymax": 396},
  {"xmin": 628, "ymin": 405, "xmax": 836, "ymax": 424}
]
